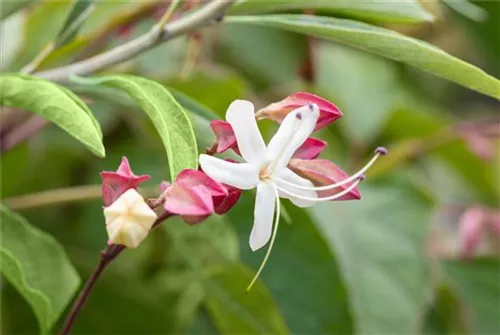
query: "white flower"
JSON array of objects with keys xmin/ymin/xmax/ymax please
[
  {"xmin": 199, "ymin": 100, "xmax": 370, "ymax": 291},
  {"xmin": 104, "ymin": 189, "xmax": 157, "ymax": 248}
]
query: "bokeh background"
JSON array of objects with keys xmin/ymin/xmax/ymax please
[{"xmin": 1, "ymin": 1, "xmax": 499, "ymax": 334}]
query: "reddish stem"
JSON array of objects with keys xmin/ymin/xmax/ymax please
[{"xmin": 60, "ymin": 244, "xmax": 124, "ymax": 335}]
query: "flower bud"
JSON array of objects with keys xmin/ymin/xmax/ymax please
[
  {"xmin": 104, "ymin": 189, "xmax": 157, "ymax": 248},
  {"xmin": 255, "ymin": 92, "xmax": 343, "ymax": 131},
  {"xmin": 288, "ymin": 158, "xmax": 361, "ymax": 200},
  {"xmin": 458, "ymin": 206, "xmax": 486, "ymax": 260}
]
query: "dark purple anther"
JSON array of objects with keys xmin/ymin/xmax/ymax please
[
  {"xmin": 307, "ymin": 103, "xmax": 314, "ymax": 111},
  {"xmin": 375, "ymin": 146, "xmax": 388, "ymax": 155},
  {"xmin": 296, "ymin": 112, "xmax": 302, "ymax": 120},
  {"xmin": 359, "ymin": 174, "xmax": 366, "ymax": 181}
]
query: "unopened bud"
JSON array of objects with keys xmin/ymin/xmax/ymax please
[{"xmin": 104, "ymin": 189, "xmax": 157, "ymax": 248}]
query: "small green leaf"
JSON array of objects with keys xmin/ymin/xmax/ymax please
[
  {"xmin": 205, "ymin": 264, "xmax": 289, "ymax": 335},
  {"xmin": 230, "ymin": 0, "xmax": 433, "ymax": 24},
  {"xmin": 74, "ymin": 75, "xmax": 198, "ymax": 180},
  {"xmin": 55, "ymin": 0, "xmax": 95, "ymax": 47},
  {"xmin": 226, "ymin": 15, "xmax": 500, "ymax": 99},
  {"xmin": 441, "ymin": 0, "xmax": 487, "ymax": 22},
  {"xmin": 0, "ymin": 73, "xmax": 105, "ymax": 157},
  {"xmin": 0, "ymin": 205, "xmax": 80, "ymax": 333}
]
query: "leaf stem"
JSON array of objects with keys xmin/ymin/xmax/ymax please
[{"xmin": 154, "ymin": 0, "xmax": 182, "ymax": 31}]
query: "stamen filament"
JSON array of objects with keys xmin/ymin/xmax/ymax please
[
  {"xmin": 246, "ymin": 184, "xmax": 281, "ymax": 293},
  {"xmin": 276, "ymin": 150, "xmax": 382, "ymax": 191},
  {"xmin": 276, "ymin": 177, "xmax": 362, "ymax": 202}
]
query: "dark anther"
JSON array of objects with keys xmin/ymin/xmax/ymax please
[
  {"xmin": 214, "ymin": 13, "xmax": 225, "ymax": 23},
  {"xmin": 307, "ymin": 103, "xmax": 314, "ymax": 111},
  {"xmin": 296, "ymin": 112, "xmax": 302, "ymax": 120},
  {"xmin": 375, "ymin": 146, "xmax": 388, "ymax": 155}
]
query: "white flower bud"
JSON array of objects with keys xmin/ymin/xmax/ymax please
[{"xmin": 103, "ymin": 189, "xmax": 157, "ymax": 248}]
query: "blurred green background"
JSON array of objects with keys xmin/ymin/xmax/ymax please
[{"xmin": 1, "ymin": 0, "xmax": 499, "ymax": 334}]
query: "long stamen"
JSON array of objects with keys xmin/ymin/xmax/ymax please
[
  {"xmin": 276, "ymin": 176, "xmax": 363, "ymax": 202},
  {"xmin": 246, "ymin": 184, "xmax": 281, "ymax": 293},
  {"xmin": 276, "ymin": 147, "xmax": 387, "ymax": 191}
]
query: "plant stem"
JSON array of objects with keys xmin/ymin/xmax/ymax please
[
  {"xmin": 154, "ymin": 0, "xmax": 182, "ymax": 31},
  {"xmin": 4, "ymin": 185, "xmax": 158, "ymax": 210},
  {"xmin": 0, "ymin": 115, "xmax": 50, "ymax": 153},
  {"xmin": 21, "ymin": 43, "xmax": 55, "ymax": 74},
  {"xmin": 59, "ymin": 210, "xmax": 172, "ymax": 334},
  {"xmin": 60, "ymin": 244, "xmax": 125, "ymax": 335},
  {"xmin": 35, "ymin": 0, "xmax": 235, "ymax": 82}
]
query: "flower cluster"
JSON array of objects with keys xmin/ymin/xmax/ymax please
[{"xmin": 100, "ymin": 92, "xmax": 387, "ymax": 290}]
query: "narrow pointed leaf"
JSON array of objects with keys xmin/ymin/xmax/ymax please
[
  {"xmin": 73, "ymin": 75, "xmax": 198, "ymax": 180},
  {"xmin": 230, "ymin": 0, "xmax": 433, "ymax": 23},
  {"xmin": 55, "ymin": 0, "xmax": 95, "ymax": 47},
  {"xmin": 226, "ymin": 15, "xmax": 500, "ymax": 99},
  {"xmin": 0, "ymin": 73, "xmax": 105, "ymax": 157},
  {"xmin": 0, "ymin": 0, "xmax": 38, "ymax": 20},
  {"xmin": 0, "ymin": 205, "xmax": 80, "ymax": 333}
]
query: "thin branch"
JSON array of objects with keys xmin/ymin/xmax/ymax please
[
  {"xmin": 0, "ymin": 115, "xmax": 50, "ymax": 153},
  {"xmin": 3, "ymin": 184, "xmax": 158, "ymax": 210},
  {"xmin": 36, "ymin": 0, "xmax": 235, "ymax": 82},
  {"xmin": 154, "ymin": 0, "xmax": 183, "ymax": 31}
]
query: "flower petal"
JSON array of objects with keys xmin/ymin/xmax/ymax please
[
  {"xmin": 199, "ymin": 154, "xmax": 259, "ymax": 190},
  {"xmin": 225, "ymin": 100, "xmax": 266, "ymax": 164},
  {"xmin": 267, "ymin": 104, "xmax": 319, "ymax": 171},
  {"xmin": 255, "ymin": 92, "xmax": 343, "ymax": 131},
  {"xmin": 274, "ymin": 168, "xmax": 317, "ymax": 207},
  {"xmin": 210, "ymin": 120, "xmax": 238, "ymax": 153},
  {"xmin": 164, "ymin": 184, "xmax": 214, "ymax": 216},
  {"xmin": 288, "ymin": 158, "xmax": 361, "ymax": 200},
  {"xmin": 250, "ymin": 182, "xmax": 276, "ymax": 251},
  {"xmin": 292, "ymin": 137, "xmax": 327, "ymax": 160},
  {"xmin": 176, "ymin": 169, "xmax": 227, "ymax": 197}
]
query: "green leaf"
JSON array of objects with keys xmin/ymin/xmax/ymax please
[
  {"xmin": 226, "ymin": 15, "xmax": 500, "ymax": 99},
  {"xmin": 0, "ymin": 0, "xmax": 38, "ymax": 20},
  {"xmin": 230, "ymin": 0, "xmax": 433, "ymax": 24},
  {"xmin": 227, "ymin": 193, "xmax": 354, "ymax": 334},
  {"xmin": 441, "ymin": 0, "xmax": 487, "ymax": 22},
  {"xmin": 218, "ymin": 24, "xmax": 307, "ymax": 90},
  {"xmin": 205, "ymin": 264, "xmax": 289, "ymax": 335},
  {"xmin": 55, "ymin": 0, "xmax": 95, "ymax": 47},
  {"xmin": 310, "ymin": 178, "xmax": 434, "ymax": 334},
  {"xmin": 74, "ymin": 75, "xmax": 198, "ymax": 181},
  {"xmin": 315, "ymin": 42, "xmax": 398, "ymax": 142},
  {"xmin": 441, "ymin": 259, "xmax": 500, "ymax": 334},
  {"xmin": 0, "ymin": 73, "xmax": 105, "ymax": 157},
  {"xmin": 0, "ymin": 205, "xmax": 80, "ymax": 333}
]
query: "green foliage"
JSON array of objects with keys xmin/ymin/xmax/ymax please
[
  {"xmin": 0, "ymin": 0, "xmax": 38, "ymax": 20},
  {"xmin": 0, "ymin": 73, "xmax": 105, "ymax": 157},
  {"xmin": 0, "ymin": 205, "xmax": 80, "ymax": 333},
  {"xmin": 230, "ymin": 0, "xmax": 433, "ymax": 23},
  {"xmin": 74, "ymin": 75, "xmax": 198, "ymax": 181},
  {"xmin": 441, "ymin": 259, "xmax": 500, "ymax": 334},
  {"xmin": 227, "ymin": 15, "xmax": 500, "ymax": 99},
  {"xmin": 311, "ymin": 179, "xmax": 434, "ymax": 334},
  {"xmin": 227, "ymin": 194, "xmax": 354, "ymax": 334},
  {"xmin": 204, "ymin": 264, "xmax": 289, "ymax": 335},
  {"xmin": 2, "ymin": 1, "xmax": 500, "ymax": 334},
  {"xmin": 55, "ymin": 0, "xmax": 95, "ymax": 47}
]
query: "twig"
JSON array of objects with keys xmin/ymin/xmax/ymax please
[
  {"xmin": 154, "ymin": 0, "xmax": 182, "ymax": 31},
  {"xmin": 3, "ymin": 184, "xmax": 158, "ymax": 210},
  {"xmin": 0, "ymin": 115, "xmax": 50, "ymax": 153},
  {"xmin": 60, "ymin": 244, "xmax": 125, "ymax": 335},
  {"xmin": 36, "ymin": 0, "xmax": 235, "ymax": 82}
]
